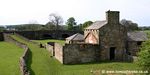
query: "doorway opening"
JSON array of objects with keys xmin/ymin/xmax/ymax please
[{"xmin": 110, "ymin": 47, "xmax": 115, "ymax": 60}]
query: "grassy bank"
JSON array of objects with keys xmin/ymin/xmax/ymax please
[{"xmin": 0, "ymin": 42, "xmax": 23, "ymax": 75}]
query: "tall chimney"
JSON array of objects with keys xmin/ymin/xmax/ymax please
[{"xmin": 106, "ymin": 10, "xmax": 120, "ymax": 24}]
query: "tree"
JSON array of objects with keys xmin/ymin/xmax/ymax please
[
  {"xmin": 120, "ymin": 19, "xmax": 138, "ymax": 31},
  {"xmin": 78, "ymin": 23, "xmax": 83, "ymax": 31},
  {"xmin": 0, "ymin": 26, "xmax": 5, "ymax": 32},
  {"xmin": 137, "ymin": 40, "xmax": 150, "ymax": 74},
  {"xmin": 49, "ymin": 13, "xmax": 63, "ymax": 30},
  {"xmin": 45, "ymin": 22, "xmax": 56, "ymax": 30},
  {"xmin": 82, "ymin": 21, "xmax": 93, "ymax": 30},
  {"xmin": 66, "ymin": 17, "xmax": 76, "ymax": 30}
]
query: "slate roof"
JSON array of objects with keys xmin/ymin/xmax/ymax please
[
  {"xmin": 127, "ymin": 31, "xmax": 148, "ymax": 41},
  {"xmin": 66, "ymin": 33, "xmax": 84, "ymax": 41},
  {"xmin": 85, "ymin": 20, "xmax": 107, "ymax": 29}
]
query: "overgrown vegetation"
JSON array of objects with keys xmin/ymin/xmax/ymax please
[
  {"xmin": 0, "ymin": 42, "xmax": 23, "ymax": 75},
  {"xmin": 137, "ymin": 31, "xmax": 150, "ymax": 74},
  {"xmin": 137, "ymin": 40, "xmax": 150, "ymax": 74}
]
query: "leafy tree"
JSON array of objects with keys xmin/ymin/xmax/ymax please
[
  {"xmin": 137, "ymin": 40, "xmax": 150, "ymax": 74},
  {"xmin": 66, "ymin": 17, "xmax": 76, "ymax": 30},
  {"xmin": 0, "ymin": 26, "xmax": 5, "ymax": 32},
  {"xmin": 49, "ymin": 13, "xmax": 63, "ymax": 30},
  {"xmin": 120, "ymin": 19, "xmax": 138, "ymax": 31},
  {"xmin": 78, "ymin": 23, "xmax": 83, "ymax": 31},
  {"xmin": 82, "ymin": 21, "xmax": 93, "ymax": 30}
]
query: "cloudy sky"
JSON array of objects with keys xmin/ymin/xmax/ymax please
[{"xmin": 0, "ymin": 0, "xmax": 149, "ymax": 26}]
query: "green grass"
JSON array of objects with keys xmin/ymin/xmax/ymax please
[
  {"xmin": 0, "ymin": 42, "xmax": 23, "ymax": 75},
  {"xmin": 11, "ymin": 35, "xmax": 142, "ymax": 75},
  {"xmin": 32, "ymin": 39, "xmax": 65, "ymax": 45},
  {"xmin": 144, "ymin": 30, "xmax": 150, "ymax": 39}
]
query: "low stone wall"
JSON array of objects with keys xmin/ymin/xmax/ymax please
[
  {"xmin": 20, "ymin": 47, "xmax": 30, "ymax": 75},
  {"xmin": 54, "ymin": 43, "xmax": 63, "ymax": 63},
  {"xmin": 3, "ymin": 33, "xmax": 30, "ymax": 75},
  {"xmin": 63, "ymin": 44, "xmax": 100, "ymax": 64},
  {"xmin": 45, "ymin": 43, "xmax": 54, "ymax": 56},
  {"xmin": 54, "ymin": 43, "xmax": 100, "ymax": 64},
  {"xmin": 127, "ymin": 41, "xmax": 140, "ymax": 56}
]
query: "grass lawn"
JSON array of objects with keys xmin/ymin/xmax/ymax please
[
  {"xmin": 11, "ymin": 34, "xmax": 142, "ymax": 75},
  {"xmin": 0, "ymin": 42, "xmax": 23, "ymax": 75},
  {"xmin": 32, "ymin": 39, "xmax": 65, "ymax": 45}
]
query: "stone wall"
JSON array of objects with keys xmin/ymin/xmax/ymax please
[
  {"xmin": 20, "ymin": 47, "xmax": 30, "ymax": 75},
  {"xmin": 63, "ymin": 44, "xmax": 100, "ymax": 64},
  {"xmin": 54, "ymin": 43, "xmax": 100, "ymax": 64},
  {"xmin": 99, "ymin": 23, "xmax": 127, "ymax": 61},
  {"xmin": 127, "ymin": 41, "xmax": 140, "ymax": 56},
  {"xmin": 14, "ymin": 30, "xmax": 83, "ymax": 40},
  {"xmin": 3, "ymin": 33, "xmax": 30, "ymax": 75},
  {"xmin": 45, "ymin": 43, "xmax": 54, "ymax": 56},
  {"xmin": 0, "ymin": 32, "xmax": 4, "ymax": 41},
  {"xmin": 54, "ymin": 43, "xmax": 63, "ymax": 63}
]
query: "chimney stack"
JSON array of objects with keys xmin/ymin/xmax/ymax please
[{"xmin": 106, "ymin": 10, "xmax": 120, "ymax": 24}]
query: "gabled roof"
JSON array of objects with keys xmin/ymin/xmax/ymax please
[
  {"xmin": 85, "ymin": 20, "xmax": 107, "ymax": 29},
  {"xmin": 66, "ymin": 33, "xmax": 84, "ymax": 41},
  {"xmin": 127, "ymin": 31, "xmax": 148, "ymax": 41}
]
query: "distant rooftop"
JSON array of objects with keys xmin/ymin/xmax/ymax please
[
  {"xmin": 127, "ymin": 31, "xmax": 148, "ymax": 41},
  {"xmin": 85, "ymin": 20, "xmax": 107, "ymax": 30},
  {"xmin": 66, "ymin": 33, "xmax": 84, "ymax": 41}
]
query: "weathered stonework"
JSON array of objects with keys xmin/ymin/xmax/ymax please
[
  {"xmin": 52, "ymin": 43, "xmax": 100, "ymax": 64},
  {"xmin": 84, "ymin": 11, "xmax": 127, "ymax": 61},
  {"xmin": 45, "ymin": 43, "xmax": 54, "ymax": 56},
  {"xmin": 99, "ymin": 23, "xmax": 127, "ymax": 61},
  {"xmin": 127, "ymin": 41, "xmax": 141, "ymax": 56},
  {"xmin": 63, "ymin": 44, "xmax": 100, "ymax": 64},
  {"xmin": 54, "ymin": 43, "xmax": 63, "ymax": 63}
]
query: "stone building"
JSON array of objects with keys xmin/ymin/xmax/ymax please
[
  {"xmin": 127, "ymin": 31, "xmax": 148, "ymax": 56},
  {"xmin": 66, "ymin": 33, "xmax": 84, "ymax": 44},
  {"xmin": 48, "ymin": 10, "xmax": 147, "ymax": 64},
  {"xmin": 84, "ymin": 11, "xmax": 127, "ymax": 61}
]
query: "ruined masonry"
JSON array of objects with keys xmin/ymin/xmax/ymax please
[{"xmin": 49, "ymin": 10, "xmax": 148, "ymax": 64}]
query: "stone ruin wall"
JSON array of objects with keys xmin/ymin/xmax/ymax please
[
  {"xmin": 63, "ymin": 44, "xmax": 100, "ymax": 64},
  {"xmin": 127, "ymin": 41, "xmax": 140, "ymax": 56},
  {"xmin": 54, "ymin": 43, "xmax": 64, "ymax": 63},
  {"xmin": 3, "ymin": 33, "xmax": 30, "ymax": 75},
  {"xmin": 53, "ymin": 43, "xmax": 100, "ymax": 64}
]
